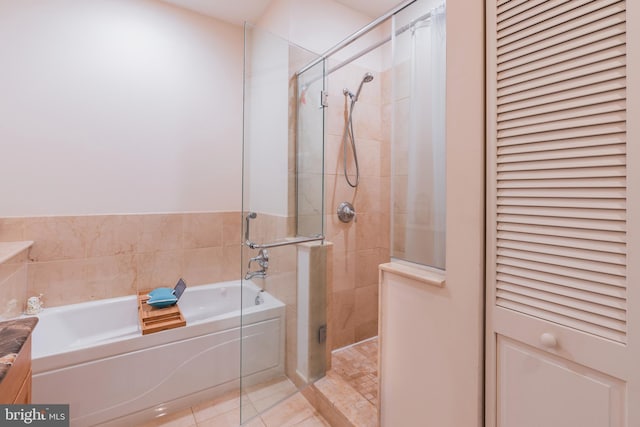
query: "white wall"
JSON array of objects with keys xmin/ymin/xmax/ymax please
[
  {"xmin": 258, "ymin": 0, "xmax": 383, "ymax": 70},
  {"xmin": 380, "ymin": 0, "xmax": 485, "ymax": 424},
  {"xmin": 0, "ymin": 0, "xmax": 243, "ymax": 216}
]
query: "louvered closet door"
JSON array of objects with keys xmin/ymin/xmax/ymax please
[{"xmin": 486, "ymin": 1, "xmax": 640, "ymax": 426}]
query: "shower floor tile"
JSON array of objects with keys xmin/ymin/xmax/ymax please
[
  {"xmin": 331, "ymin": 337, "xmax": 379, "ymax": 407},
  {"xmin": 307, "ymin": 337, "xmax": 379, "ymax": 426}
]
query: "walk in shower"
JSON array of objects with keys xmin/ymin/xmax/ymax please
[{"xmin": 240, "ymin": 0, "xmax": 445, "ymax": 424}]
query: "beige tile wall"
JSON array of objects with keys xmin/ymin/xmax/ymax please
[
  {"xmin": 324, "ymin": 62, "xmax": 391, "ymax": 350},
  {"xmin": 0, "ymin": 250, "xmax": 29, "ymax": 318},
  {"xmin": 0, "ymin": 212, "xmax": 243, "ymax": 308}
]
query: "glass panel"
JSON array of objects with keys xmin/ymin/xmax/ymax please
[
  {"xmin": 241, "ymin": 23, "xmax": 326, "ymax": 424},
  {"xmin": 297, "ymin": 62, "xmax": 325, "ymax": 237},
  {"xmin": 391, "ymin": 0, "xmax": 447, "ymax": 269}
]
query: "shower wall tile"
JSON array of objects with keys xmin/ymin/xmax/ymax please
[
  {"xmin": 326, "ymin": 94, "xmax": 349, "ymax": 138},
  {"xmin": 324, "ymin": 134, "xmax": 344, "ymax": 176},
  {"xmin": 0, "ymin": 253, "xmax": 28, "ymax": 318},
  {"xmin": 24, "ymin": 216, "xmax": 87, "ymax": 262},
  {"xmin": 357, "ymin": 139, "xmax": 381, "ymax": 178},
  {"xmin": 355, "ymin": 320, "xmax": 378, "ymax": 343},
  {"xmin": 222, "ymin": 245, "xmax": 242, "ymax": 281},
  {"xmin": 355, "ymin": 249, "xmax": 379, "ymax": 289},
  {"xmin": 183, "ymin": 213, "xmax": 223, "ymax": 249},
  {"xmin": 324, "ymin": 213, "xmax": 357, "ymax": 254},
  {"xmin": 353, "ymin": 177, "xmax": 380, "ymax": 215},
  {"xmin": 0, "ymin": 218, "xmax": 25, "ymax": 241},
  {"xmin": 354, "ymin": 213, "xmax": 380, "ymax": 251},
  {"xmin": 183, "ymin": 247, "xmax": 224, "ymax": 286},
  {"xmin": 85, "ymin": 215, "xmax": 140, "ymax": 257},
  {"xmin": 332, "ymin": 250, "xmax": 356, "ymax": 292},
  {"xmin": 222, "ymin": 212, "xmax": 242, "ymax": 247},
  {"xmin": 137, "ymin": 214, "xmax": 184, "ymax": 253},
  {"xmin": 354, "ymin": 284, "xmax": 378, "ymax": 324},
  {"xmin": 352, "ymin": 102, "xmax": 382, "ymax": 142},
  {"xmin": 379, "ymin": 177, "xmax": 391, "ymax": 216},
  {"xmin": 27, "ymin": 258, "xmax": 90, "ymax": 306},
  {"xmin": 85, "ymin": 254, "xmax": 137, "ymax": 298},
  {"xmin": 136, "ymin": 250, "xmax": 185, "ymax": 292},
  {"xmin": 1, "ymin": 212, "xmax": 244, "ymax": 307},
  {"xmin": 332, "ymin": 289, "xmax": 355, "ymax": 349}
]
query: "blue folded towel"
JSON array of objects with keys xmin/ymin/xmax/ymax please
[{"xmin": 147, "ymin": 287, "xmax": 177, "ymax": 308}]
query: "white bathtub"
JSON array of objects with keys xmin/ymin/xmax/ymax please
[{"xmin": 30, "ymin": 280, "xmax": 285, "ymax": 427}]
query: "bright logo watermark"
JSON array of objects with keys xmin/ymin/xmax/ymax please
[{"xmin": 0, "ymin": 405, "xmax": 69, "ymax": 426}]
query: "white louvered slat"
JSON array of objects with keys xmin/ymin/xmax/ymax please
[
  {"xmin": 498, "ymin": 59, "xmax": 627, "ymax": 102},
  {"xmin": 498, "ymin": 46, "xmax": 626, "ymax": 91},
  {"xmin": 497, "ymin": 134, "xmax": 626, "ymax": 154},
  {"xmin": 498, "ymin": 144, "xmax": 626, "ymax": 162},
  {"xmin": 497, "ymin": 255, "xmax": 625, "ymax": 289},
  {"xmin": 496, "ymin": 290, "xmax": 626, "ymax": 332},
  {"xmin": 497, "ymin": 222, "xmax": 626, "ymax": 243},
  {"xmin": 498, "ymin": 23, "xmax": 626, "ymax": 71},
  {"xmin": 497, "ymin": 176, "xmax": 626, "ymax": 189},
  {"xmin": 497, "ymin": 230, "xmax": 626, "ymax": 254},
  {"xmin": 498, "ymin": 2, "xmax": 625, "ymax": 52},
  {"xmin": 497, "ymin": 186, "xmax": 626, "ymax": 199},
  {"xmin": 496, "ymin": 265, "xmax": 627, "ymax": 298},
  {"xmin": 497, "ymin": 206, "xmax": 625, "ymax": 221},
  {"xmin": 498, "ymin": 39, "xmax": 626, "ymax": 84},
  {"xmin": 497, "ymin": 101, "xmax": 626, "ymax": 131},
  {"xmin": 493, "ymin": 0, "xmax": 627, "ymax": 344},
  {"xmin": 497, "ymin": 0, "xmax": 587, "ymax": 37},
  {"xmin": 498, "ymin": 68, "xmax": 626, "ymax": 105},
  {"xmin": 497, "ymin": 79, "xmax": 626, "ymax": 114},
  {"xmin": 497, "ymin": 214, "xmax": 625, "ymax": 232},
  {"xmin": 497, "ymin": 165, "xmax": 625, "ymax": 180},
  {"xmin": 496, "ymin": 281, "xmax": 626, "ymax": 319},
  {"xmin": 497, "ymin": 0, "xmax": 548, "ymax": 22}
]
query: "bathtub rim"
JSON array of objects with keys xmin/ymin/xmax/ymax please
[{"xmin": 31, "ymin": 280, "xmax": 284, "ymax": 373}]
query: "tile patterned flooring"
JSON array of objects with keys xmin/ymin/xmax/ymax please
[
  {"xmin": 137, "ymin": 338, "xmax": 378, "ymax": 427},
  {"xmin": 138, "ymin": 377, "xmax": 329, "ymax": 427},
  {"xmin": 330, "ymin": 338, "xmax": 379, "ymax": 408}
]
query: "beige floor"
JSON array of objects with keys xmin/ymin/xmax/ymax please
[
  {"xmin": 138, "ymin": 377, "xmax": 330, "ymax": 427},
  {"xmin": 138, "ymin": 338, "xmax": 378, "ymax": 427}
]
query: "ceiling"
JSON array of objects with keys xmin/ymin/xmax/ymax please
[{"xmin": 161, "ymin": 0, "xmax": 404, "ymax": 26}]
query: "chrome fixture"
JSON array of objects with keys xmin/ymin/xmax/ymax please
[
  {"xmin": 245, "ymin": 211, "xmax": 257, "ymax": 246},
  {"xmin": 244, "ymin": 211, "xmax": 324, "ymax": 250},
  {"xmin": 245, "ymin": 248, "xmax": 269, "ymax": 280},
  {"xmin": 343, "ymin": 72, "xmax": 374, "ymax": 103},
  {"xmin": 342, "ymin": 73, "xmax": 374, "ymax": 188},
  {"xmin": 255, "ymin": 289, "xmax": 265, "ymax": 305},
  {"xmin": 337, "ymin": 201, "xmax": 356, "ymax": 223}
]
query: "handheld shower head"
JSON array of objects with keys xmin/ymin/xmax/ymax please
[
  {"xmin": 353, "ymin": 72, "xmax": 374, "ymax": 102},
  {"xmin": 343, "ymin": 73, "xmax": 375, "ymax": 102}
]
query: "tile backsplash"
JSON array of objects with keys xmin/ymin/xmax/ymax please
[{"xmin": 0, "ymin": 212, "xmax": 244, "ymax": 309}]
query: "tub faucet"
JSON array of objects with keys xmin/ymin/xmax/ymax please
[{"xmin": 245, "ymin": 249, "xmax": 269, "ymax": 280}]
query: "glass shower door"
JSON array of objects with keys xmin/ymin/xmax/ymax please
[{"xmin": 241, "ymin": 23, "xmax": 326, "ymax": 424}]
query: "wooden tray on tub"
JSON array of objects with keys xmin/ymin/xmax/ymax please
[{"xmin": 137, "ymin": 291, "xmax": 186, "ymax": 335}]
